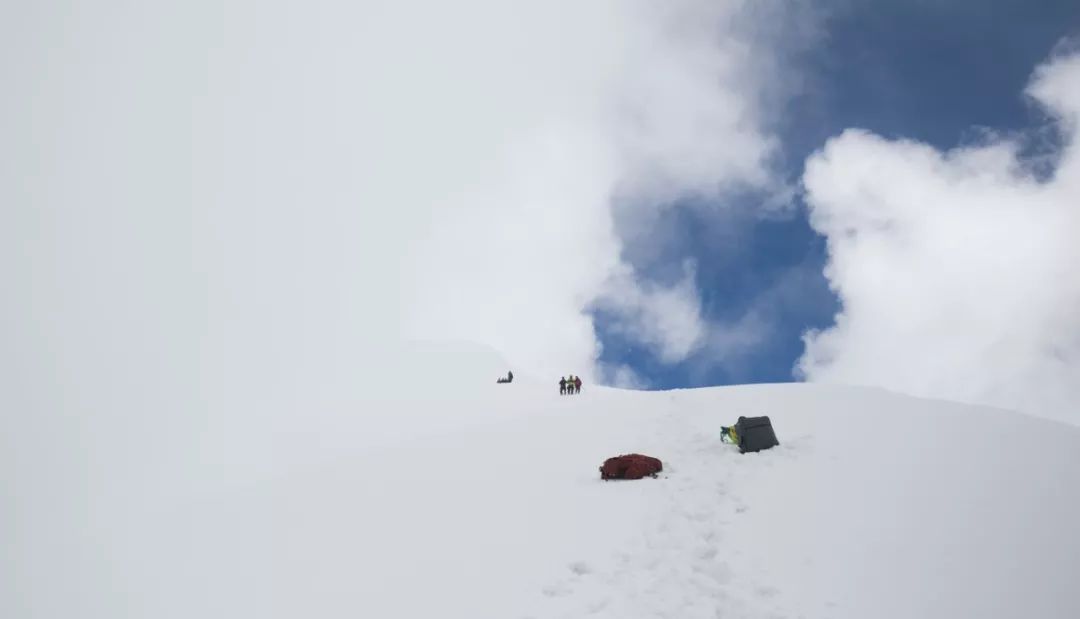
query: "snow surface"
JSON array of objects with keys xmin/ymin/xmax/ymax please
[{"xmin": 6, "ymin": 344, "xmax": 1080, "ymax": 618}]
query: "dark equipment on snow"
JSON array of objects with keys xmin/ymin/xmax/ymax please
[
  {"xmin": 600, "ymin": 454, "xmax": 663, "ymax": 480},
  {"xmin": 728, "ymin": 416, "xmax": 780, "ymax": 454},
  {"xmin": 496, "ymin": 371, "xmax": 514, "ymax": 384}
]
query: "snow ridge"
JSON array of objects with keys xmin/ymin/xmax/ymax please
[{"xmin": 7, "ymin": 351, "xmax": 1080, "ymax": 619}]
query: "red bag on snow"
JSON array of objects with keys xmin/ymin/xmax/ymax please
[{"xmin": 599, "ymin": 454, "xmax": 663, "ymax": 480}]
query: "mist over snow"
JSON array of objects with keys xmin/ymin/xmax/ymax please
[
  {"xmin": 799, "ymin": 49, "xmax": 1080, "ymax": 423},
  {"xmin": 5, "ymin": 3, "xmax": 1080, "ymax": 617},
  {"xmin": 0, "ymin": 0, "xmax": 812, "ymax": 431},
  {"xmin": 0, "ymin": 3, "xmax": 804, "ymax": 612}
]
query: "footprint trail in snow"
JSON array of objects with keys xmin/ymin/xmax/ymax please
[{"xmin": 529, "ymin": 407, "xmax": 793, "ymax": 619}]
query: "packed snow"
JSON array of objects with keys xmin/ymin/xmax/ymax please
[{"xmin": 6, "ymin": 344, "xmax": 1080, "ymax": 618}]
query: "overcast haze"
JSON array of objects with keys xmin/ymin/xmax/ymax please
[
  {"xmin": 3, "ymin": 2, "xmax": 1080, "ymax": 522},
  {"xmin": 1, "ymin": 0, "xmax": 804, "ymax": 423},
  {"xmin": 1, "ymin": 3, "xmax": 801, "ymax": 591},
  {"xmin": 5, "ymin": 3, "xmax": 1080, "ymax": 616}
]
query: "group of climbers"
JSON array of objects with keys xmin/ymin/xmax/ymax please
[
  {"xmin": 497, "ymin": 370, "xmax": 584, "ymax": 395},
  {"xmin": 559, "ymin": 375, "xmax": 582, "ymax": 395}
]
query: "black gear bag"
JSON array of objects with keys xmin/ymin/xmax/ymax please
[{"xmin": 733, "ymin": 416, "xmax": 780, "ymax": 454}]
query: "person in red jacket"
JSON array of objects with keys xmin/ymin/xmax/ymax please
[{"xmin": 574, "ymin": 375, "xmax": 582, "ymax": 394}]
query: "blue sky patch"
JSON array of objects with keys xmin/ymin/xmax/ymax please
[{"xmin": 595, "ymin": 0, "xmax": 1080, "ymax": 389}]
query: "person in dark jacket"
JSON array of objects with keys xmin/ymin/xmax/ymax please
[{"xmin": 559, "ymin": 376, "xmax": 567, "ymax": 395}]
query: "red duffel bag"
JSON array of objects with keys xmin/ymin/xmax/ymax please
[{"xmin": 599, "ymin": 454, "xmax": 663, "ymax": 480}]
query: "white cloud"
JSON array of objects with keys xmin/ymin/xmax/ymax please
[
  {"xmin": 798, "ymin": 49, "xmax": 1080, "ymax": 423},
  {"xmin": 597, "ymin": 362, "xmax": 650, "ymax": 390},
  {"xmin": 0, "ymin": 0, "xmax": 795, "ymax": 479},
  {"xmin": 593, "ymin": 260, "xmax": 708, "ymax": 364},
  {"xmin": 345, "ymin": 0, "xmax": 794, "ymax": 378}
]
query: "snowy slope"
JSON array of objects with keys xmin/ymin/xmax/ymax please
[{"xmin": 6, "ymin": 345, "xmax": 1080, "ymax": 619}]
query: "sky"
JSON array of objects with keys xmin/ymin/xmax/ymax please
[
  {"xmin": 1, "ymin": 1, "xmax": 1079, "ymax": 423},
  {"xmin": 598, "ymin": 0, "xmax": 1080, "ymax": 391},
  {"xmin": 593, "ymin": 1, "xmax": 1080, "ymax": 423}
]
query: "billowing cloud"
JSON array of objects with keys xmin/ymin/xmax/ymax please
[
  {"xmin": 0, "ymin": 0, "xmax": 802, "ymax": 501},
  {"xmin": 799, "ymin": 49, "xmax": 1080, "ymax": 423},
  {"xmin": 396, "ymin": 0, "xmax": 796, "ymax": 378},
  {"xmin": 0, "ymin": 0, "xmax": 798, "ymax": 418},
  {"xmin": 0, "ymin": 3, "xmax": 802, "ymax": 613},
  {"xmin": 592, "ymin": 259, "xmax": 707, "ymax": 364}
]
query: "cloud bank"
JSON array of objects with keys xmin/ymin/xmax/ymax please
[
  {"xmin": 395, "ymin": 0, "xmax": 797, "ymax": 379},
  {"xmin": 799, "ymin": 49, "xmax": 1080, "ymax": 422},
  {"xmin": 3, "ymin": 0, "xmax": 798, "ymax": 422}
]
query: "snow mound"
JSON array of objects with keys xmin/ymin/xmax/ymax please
[{"xmin": 6, "ymin": 350, "xmax": 1080, "ymax": 619}]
